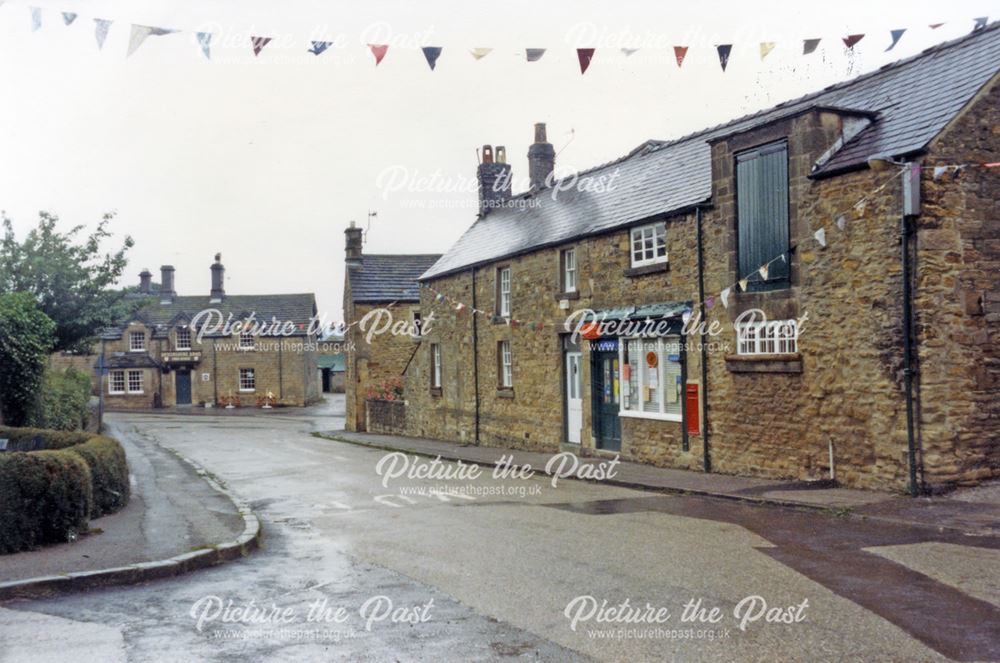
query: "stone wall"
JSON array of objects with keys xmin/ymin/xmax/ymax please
[{"xmin": 367, "ymin": 398, "xmax": 407, "ymax": 435}]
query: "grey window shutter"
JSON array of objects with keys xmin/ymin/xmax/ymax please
[{"xmin": 737, "ymin": 142, "xmax": 789, "ymax": 291}]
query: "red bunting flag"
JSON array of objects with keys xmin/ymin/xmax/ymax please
[
  {"xmin": 842, "ymin": 34, "xmax": 865, "ymax": 49},
  {"xmin": 673, "ymin": 46, "xmax": 688, "ymax": 67},
  {"xmin": 716, "ymin": 44, "xmax": 732, "ymax": 71},
  {"xmin": 251, "ymin": 36, "xmax": 271, "ymax": 56},
  {"xmin": 368, "ymin": 43, "xmax": 388, "ymax": 65},
  {"xmin": 577, "ymin": 48, "xmax": 595, "ymax": 74}
]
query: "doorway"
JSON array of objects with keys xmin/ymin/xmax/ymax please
[
  {"xmin": 591, "ymin": 340, "xmax": 621, "ymax": 451},
  {"xmin": 565, "ymin": 351, "xmax": 582, "ymax": 444},
  {"xmin": 175, "ymin": 369, "xmax": 192, "ymax": 405}
]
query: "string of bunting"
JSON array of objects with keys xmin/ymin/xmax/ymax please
[
  {"xmin": 8, "ymin": 4, "xmax": 991, "ymax": 73},
  {"xmin": 414, "ymin": 160, "xmax": 999, "ymax": 330}
]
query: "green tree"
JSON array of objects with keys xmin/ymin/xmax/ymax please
[
  {"xmin": 0, "ymin": 211, "xmax": 134, "ymax": 352},
  {"xmin": 0, "ymin": 292, "xmax": 56, "ymax": 426}
]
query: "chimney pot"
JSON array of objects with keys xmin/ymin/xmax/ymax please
[
  {"xmin": 159, "ymin": 266, "xmax": 176, "ymax": 303},
  {"xmin": 139, "ymin": 269, "xmax": 152, "ymax": 294}
]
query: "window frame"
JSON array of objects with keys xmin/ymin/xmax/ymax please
[
  {"xmin": 498, "ymin": 340, "xmax": 513, "ymax": 389},
  {"xmin": 430, "ymin": 343, "xmax": 442, "ymax": 390},
  {"xmin": 561, "ymin": 248, "xmax": 577, "ymax": 293},
  {"xmin": 618, "ymin": 336, "xmax": 683, "ymax": 422},
  {"xmin": 238, "ymin": 367, "xmax": 256, "ymax": 392},
  {"xmin": 109, "ymin": 370, "xmax": 126, "ymax": 395},
  {"xmin": 239, "ymin": 331, "xmax": 255, "ymax": 351},
  {"xmin": 497, "ymin": 266, "xmax": 511, "ymax": 318},
  {"xmin": 736, "ymin": 319, "xmax": 798, "ymax": 356},
  {"xmin": 176, "ymin": 326, "xmax": 192, "ymax": 351},
  {"xmin": 126, "ymin": 369, "xmax": 144, "ymax": 394},
  {"xmin": 629, "ymin": 222, "xmax": 667, "ymax": 268},
  {"xmin": 735, "ymin": 140, "xmax": 791, "ymax": 292},
  {"xmin": 129, "ymin": 330, "xmax": 146, "ymax": 352}
]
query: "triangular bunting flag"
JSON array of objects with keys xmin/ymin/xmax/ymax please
[
  {"xmin": 720, "ymin": 287, "xmax": 732, "ymax": 308},
  {"xmin": 621, "ymin": 48, "xmax": 639, "ymax": 56},
  {"xmin": 758, "ymin": 264, "xmax": 769, "ymax": 280},
  {"xmin": 577, "ymin": 48, "xmax": 595, "ymax": 74},
  {"xmin": 127, "ymin": 25, "xmax": 176, "ymax": 57},
  {"xmin": 470, "ymin": 47, "xmax": 492, "ymax": 60},
  {"xmin": 94, "ymin": 19, "xmax": 112, "ymax": 49},
  {"xmin": 739, "ymin": 278, "xmax": 749, "ymax": 292},
  {"xmin": 886, "ymin": 29, "xmax": 906, "ymax": 51},
  {"xmin": 422, "ymin": 46, "xmax": 443, "ymax": 70},
  {"xmin": 309, "ymin": 41, "xmax": 332, "ymax": 56},
  {"xmin": 705, "ymin": 296, "xmax": 715, "ymax": 310},
  {"xmin": 973, "ymin": 17, "xmax": 988, "ymax": 31},
  {"xmin": 855, "ymin": 200, "xmax": 867, "ymax": 215},
  {"xmin": 814, "ymin": 227, "xmax": 827, "ymax": 247},
  {"xmin": 251, "ymin": 36, "xmax": 271, "ymax": 57},
  {"xmin": 526, "ymin": 48, "xmax": 546, "ymax": 62},
  {"xmin": 842, "ymin": 34, "xmax": 865, "ymax": 49},
  {"xmin": 929, "ymin": 23, "xmax": 944, "ymax": 29},
  {"xmin": 933, "ymin": 165, "xmax": 948, "ymax": 180},
  {"xmin": 369, "ymin": 44, "xmax": 389, "ymax": 65},
  {"xmin": 716, "ymin": 44, "xmax": 732, "ymax": 71},
  {"xmin": 803, "ymin": 38, "xmax": 821, "ymax": 55},
  {"xmin": 984, "ymin": 162, "xmax": 1000, "ymax": 168},
  {"xmin": 836, "ymin": 214, "xmax": 847, "ymax": 230},
  {"xmin": 196, "ymin": 32, "xmax": 212, "ymax": 59},
  {"xmin": 673, "ymin": 46, "xmax": 688, "ymax": 67},
  {"xmin": 30, "ymin": 7, "xmax": 41, "ymax": 32},
  {"xmin": 62, "ymin": 12, "xmax": 77, "ymax": 26},
  {"xmin": 759, "ymin": 42, "xmax": 776, "ymax": 60}
]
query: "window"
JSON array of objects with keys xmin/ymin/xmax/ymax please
[
  {"xmin": 127, "ymin": 369, "xmax": 143, "ymax": 394},
  {"xmin": 630, "ymin": 223, "xmax": 667, "ymax": 268},
  {"xmin": 109, "ymin": 370, "xmax": 125, "ymax": 394},
  {"xmin": 737, "ymin": 141, "xmax": 790, "ymax": 291},
  {"xmin": 239, "ymin": 368, "xmax": 256, "ymax": 391},
  {"xmin": 412, "ymin": 311, "xmax": 423, "ymax": 338},
  {"xmin": 430, "ymin": 344, "xmax": 442, "ymax": 389},
  {"xmin": 561, "ymin": 248, "xmax": 577, "ymax": 293},
  {"xmin": 239, "ymin": 331, "xmax": 255, "ymax": 350},
  {"xmin": 176, "ymin": 327, "xmax": 191, "ymax": 350},
  {"xmin": 498, "ymin": 340, "xmax": 513, "ymax": 388},
  {"xmin": 129, "ymin": 331, "xmax": 146, "ymax": 352},
  {"xmin": 497, "ymin": 267, "xmax": 511, "ymax": 317},
  {"xmin": 737, "ymin": 319, "xmax": 798, "ymax": 355},
  {"xmin": 619, "ymin": 337, "xmax": 683, "ymax": 421}
]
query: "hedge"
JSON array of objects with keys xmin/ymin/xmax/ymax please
[{"xmin": 0, "ymin": 426, "xmax": 130, "ymax": 554}]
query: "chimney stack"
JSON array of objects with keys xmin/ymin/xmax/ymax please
[
  {"xmin": 210, "ymin": 253, "xmax": 225, "ymax": 302},
  {"xmin": 139, "ymin": 269, "xmax": 152, "ymax": 294},
  {"xmin": 528, "ymin": 123, "xmax": 555, "ymax": 190},
  {"xmin": 160, "ymin": 266, "xmax": 176, "ymax": 303},
  {"xmin": 345, "ymin": 221, "xmax": 363, "ymax": 269},
  {"xmin": 477, "ymin": 145, "xmax": 512, "ymax": 216}
]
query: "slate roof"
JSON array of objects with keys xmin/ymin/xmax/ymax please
[
  {"xmin": 100, "ymin": 293, "xmax": 318, "ymax": 339},
  {"xmin": 422, "ymin": 22, "xmax": 1000, "ymax": 281},
  {"xmin": 349, "ymin": 255, "xmax": 442, "ymax": 303}
]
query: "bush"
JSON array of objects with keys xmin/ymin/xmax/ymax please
[
  {"xmin": 0, "ymin": 293, "xmax": 56, "ymax": 426},
  {"xmin": 0, "ymin": 426, "xmax": 129, "ymax": 554},
  {"xmin": 29, "ymin": 367, "xmax": 93, "ymax": 431}
]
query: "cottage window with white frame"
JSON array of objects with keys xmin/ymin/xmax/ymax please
[
  {"xmin": 562, "ymin": 248, "xmax": 577, "ymax": 293},
  {"xmin": 129, "ymin": 330, "xmax": 146, "ymax": 352},
  {"xmin": 109, "ymin": 370, "xmax": 126, "ymax": 394},
  {"xmin": 630, "ymin": 222, "xmax": 667, "ymax": 268},
  {"xmin": 239, "ymin": 331, "xmax": 255, "ymax": 350},
  {"xmin": 736, "ymin": 319, "xmax": 798, "ymax": 355},
  {"xmin": 498, "ymin": 267, "xmax": 511, "ymax": 317},
  {"xmin": 127, "ymin": 369, "xmax": 143, "ymax": 394},
  {"xmin": 176, "ymin": 326, "xmax": 191, "ymax": 350},
  {"xmin": 239, "ymin": 368, "xmax": 256, "ymax": 392},
  {"xmin": 619, "ymin": 337, "xmax": 683, "ymax": 421},
  {"xmin": 499, "ymin": 340, "xmax": 513, "ymax": 388},
  {"xmin": 430, "ymin": 343, "xmax": 442, "ymax": 389}
]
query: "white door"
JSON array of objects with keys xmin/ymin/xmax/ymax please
[{"xmin": 566, "ymin": 352, "xmax": 583, "ymax": 444}]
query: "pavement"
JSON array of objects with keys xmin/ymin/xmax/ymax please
[
  {"xmin": 322, "ymin": 429, "xmax": 1000, "ymax": 536},
  {"xmin": 1, "ymin": 396, "xmax": 998, "ymax": 662}
]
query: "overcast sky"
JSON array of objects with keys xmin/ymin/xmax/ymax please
[{"xmin": 0, "ymin": 0, "xmax": 995, "ymax": 321}]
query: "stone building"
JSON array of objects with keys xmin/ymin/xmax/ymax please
[
  {"xmin": 98, "ymin": 255, "xmax": 321, "ymax": 409},
  {"xmin": 370, "ymin": 24, "xmax": 1000, "ymax": 492},
  {"xmin": 342, "ymin": 221, "xmax": 440, "ymax": 430}
]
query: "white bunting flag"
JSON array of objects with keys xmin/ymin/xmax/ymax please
[
  {"xmin": 196, "ymin": 32, "xmax": 212, "ymax": 59},
  {"xmin": 94, "ymin": 19, "xmax": 112, "ymax": 49},
  {"xmin": 720, "ymin": 287, "xmax": 732, "ymax": 309},
  {"xmin": 127, "ymin": 24, "xmax": 176, "ymax": 57},
  {"xmin": 30, "ymin": 7, "xmax": 41, "ymax": 31},
  {"xmin": 933, "ymin": 165, "xmax": 948, "ymax": 180},
  {"xmin": 621, "ymin": 48, "xmax": 640, "ymax": 56},
  {"xmin": 470, "ymin": 47, "xmax": 492, "ymax": 60},
  {"xmin": 759, "ymin": 264, "xmax": 769, "ymax": 280},
  {"xmin": 814, "ymin": 227, "xmax": 827, "ymax": 247},
  {"xmin": 739, "ymin": 278, "xmax": 749, "ymax": 292},
  {"xmin": 62, "ymin": 12, "xmax": 77, "ymax": 26},
  {"xmin": 835, "ymin": 214, "xmax": 847, "ymax": 230}
]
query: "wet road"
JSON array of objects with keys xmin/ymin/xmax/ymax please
[{"xmin": 2, "ymin": 398, "xmax": 998, "ymax": 662}]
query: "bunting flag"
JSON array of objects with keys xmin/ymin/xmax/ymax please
[
  {"xmin": 251, "ymin": 36, "xmax": 271, "ymax": 57},
  {"xmin": 933, "ymin": 165, "xmax": 948, "ymax": 179},
  {"xmin": 673, "ymin": 46, "xmax": 688, "ymax": 67},
  {"xmin": 127, "ymin": 25, "xmax": 176, "ymax": 57},
  {"xmin": 470, "ymin": 47, "xmax": 492, "ymax": 60},
  {"xmin": 973, "ymin": 17, "xmax": 988, "ymax": 30},
  {"xmin": 814, "ymin": 227, "xmax": 827, "ymax": 247},
  {"xmin": 803, "ymin": 38, "xmax": 821, "ymax": 55},
  {"xmin": 422, "ymin": 46, "xmax": 443, "ymax": 70},
  {"xmin": 577, "ymin": 48, "xmax": 595, "ymax": 74},
  {"xmin": 309, "ymin": 41, "xmax": 332, "ymax": 56},
  {"xmin": 94, "ymin": 19, "xmax": 112, "ymax": 49},
  {"xmin": 196, "ymin": 32, "xmax": 212, "ymax": 59},
  {"xmin": 717, "ymin": 44, "xmax": 732, "ymax": 71},
  {"xmin": 526, "ymin": 48, "xmax": 546, "ymax": 62},
  {"xmin": 758, "ymin": 264, "xmax": 769, "ymax": 280},
  {"xmin": 738, "ymin": 278, "xmax": 749, "ymax": 292},
  {"xmin": 62, "ymin": 12, "xmax": 77, "ymax": 26},
  {"xmin": 842, "ymin": 34, "xmax": 865, "ymax": 49},
  {"xmin": 705, "ymin": 296, "xmax": 716, "ymax": 310},
  {"xmin": 836, "ymin": 214, "xmax": 847, "ymax": 230},
  {"xmin": 30, "ymin": 7, "xmax": 41, "ymax": 32},
  {"xmin": 886, "ymin": 29, "xmax": 906, "ymax": 51},
  {"xmin": 720, "ymin": 288, "xmax": 731, "ymax": 309},
  {"xmin": 759, "ymin": 42, "xmax": 776, "ymax": 60},
  {"xmin": 369, "ymin": 43, "xmax": 389, "ymax": 65},
  {"xmin": 929, "ymin": 23, "xmax": 944, "ymax": 29},
  {"xmin": 621, "ymin": 48, "xmax": 639, "ymax": 57}
]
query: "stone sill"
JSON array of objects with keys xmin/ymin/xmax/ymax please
[
  {"xmin": 430, "ymin": 387, "xmax": 442, "ymax": 397},
  {"xmin": 623, "ymin": 262, "xmax": 669, "ymax": 278},
  {"xmin": 724, "ymin": 354, "xmax": 803, "ymax": 374},
  {"xmin": 496, "ymin": 388, "xmax": 515, "ymax": 399},
  {"xmin": 554, "ymin": 291, "xmax": 581, "ymax": 301}
]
